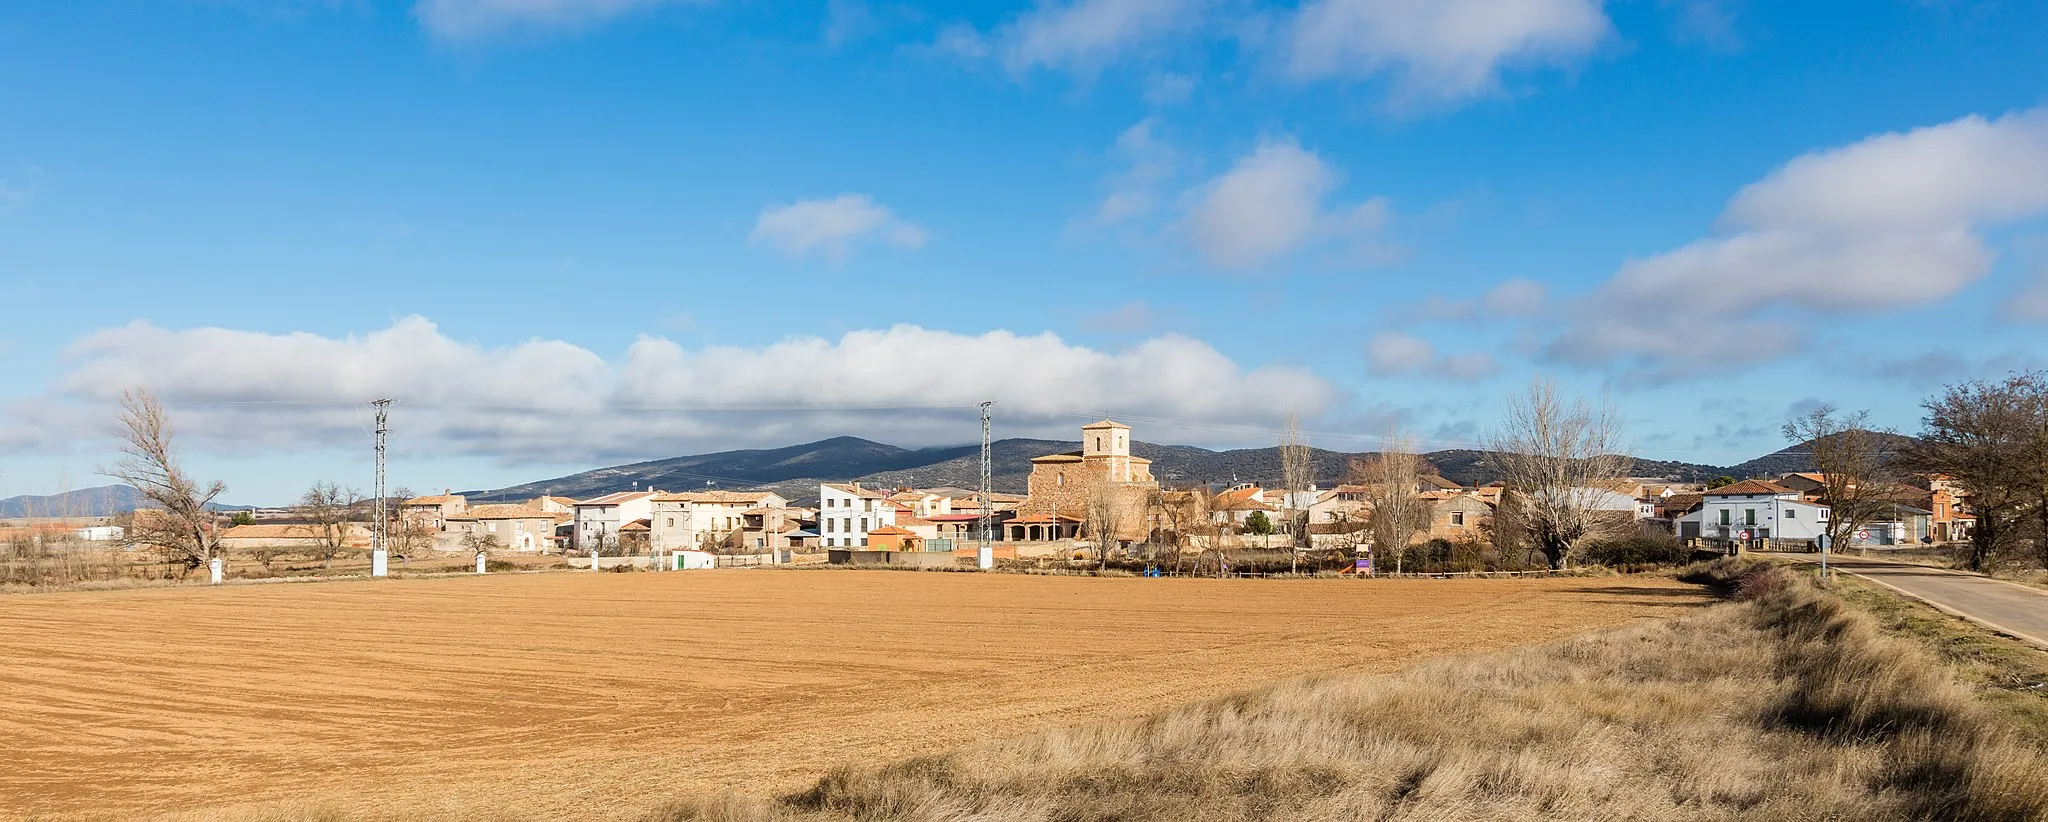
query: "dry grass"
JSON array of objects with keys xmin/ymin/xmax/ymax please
[
  {"xmin": 649, "ymin": 558, "xmax": 2048, "ymax": 822},
  {"xmin": 1829, "ymin": 575, "xmax": 2048, "ymax": 746}
]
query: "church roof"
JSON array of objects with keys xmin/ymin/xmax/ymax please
[{"xmin": 1080, "ymin": 419, "xmax": 1130, "ymax": 430}]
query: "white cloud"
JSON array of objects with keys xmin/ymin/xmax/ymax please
[
  {"xmin": 19, "ymin": 318, "xmax": 1337, "ymax": 464},
  {"xmin": 980, "ymin": 0, "xmax": 1207, "ymax": 75},
  {"xmin": 1365, "ymin": 331, "xmax": 1434, "ymax": 374},
  {"xmin": 1179, "ymin": 139, "xmax": 1391, "ymax": 268},
  {"xmin": 1094, "ymin": 119, "xmax": 1175, "ymax": 225},
  {"xmin": 412, "ymin": 0, "xmax": 700, "ymax": 40},
  {"xmin": 749, "ymin": 194, "xmax": 930, "ymax": 261},
  {"xmin": 823, "ymin": 0, "xmax": 876, "ymax": 46},
  {"xmin": 1364, "ymin": 332, "xmax": 1497, "ymax": 381},
  {"xmin": 1412, "ymin": 277, "xmax": 1547, "ymax": 321},
  {"xmin": 1547, "ymin": 107, "xmax": 2048, "ymax": 380},
  {"xmin": 1283, "ymin": 0, "xmax": 1611, "ymax": 103},
  {"xmin": 1143, "ymin": 72, "xmax": 1196, "ymax": 104}
]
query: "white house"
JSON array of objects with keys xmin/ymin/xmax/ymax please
[
  {"xmin": 889, "ymin": 491, "xmax": 954, "ymax": 519},
  {"xmin": 1679, "ymin": 479, "xmax": 1830, "ymax": 546},
  {"xmin": 74, "ymin": 525, "xmax": 125, "ymax": 542},
  {"xmin": 649, "ymin": 490, "xmax": 789, "ymax": 552},
  {"xmin": 572, "ymin": 491, "xmax": 657, "ymax": 552},
  {"xmin": 818, "ymin": 483, "xmax": 894, "ymax": 548}
]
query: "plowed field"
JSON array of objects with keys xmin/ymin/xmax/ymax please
[{"xmin": 0, "ymin": 570, "xmax": 1708, "ymax": 820}]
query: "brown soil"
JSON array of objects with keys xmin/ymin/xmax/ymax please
[{"xmin": 0, "ymin": 569, "xmax": 1707, "ymax": 821}]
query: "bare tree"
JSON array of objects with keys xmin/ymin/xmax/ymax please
[
  {"xmin": 1784, "ymin": 404, "xmax": 1900, "ymax": 557},
  {"xmin": 1084, "ymin": 485, "xmax": 1124, "ymax": 571},
  {"xmin": 386, "ymin": 486, "xmax": 434, "ymax": 561},
  {"xmin": 1146, "ymin": 488, "xmax": 1207, "ymax": 574},
  {"xmin": 1278, "ymin": 412, "xmax": 1315, "ymax": 568},
  {"xmin": 1356, "ymin": 439, "xmax": 1429, "ymax": 575},
  {"xmin": 1907, "ymin": 375, "xmax": 2040, "ymax": 570},
  {"xmin": 1485, "ymin": 378, "xmax": 1631, "ymax": 570},
  {"xmin": 100, "ymin": 389, "xmax": 224, "ymax": 573},
  {"xmin": 298, "ymin": 481, "xmax": 364, "ymax": 568}
]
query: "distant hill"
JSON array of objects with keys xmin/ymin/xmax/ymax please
[
  {"xmin": 1722, "ymin": 431, "xmax": 1919, "ymax": 479},
  {"xmin": 0, "ymin": 485, "xmax": 259, "ymax": 518},
  {"xmin": 0, "ymin": 485, "xmax": 148, "ymax": 518}
]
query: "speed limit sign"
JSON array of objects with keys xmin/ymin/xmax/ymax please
[{"xmin": 1856, "ymin": 529, "xmax": 1871, "ymax": 541}]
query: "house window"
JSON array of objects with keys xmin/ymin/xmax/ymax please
[
  {"xmin": 1784, "ymin": 508, "xmax": 1795, "ymax": 519},
  {"xmin": 667, "ymin": 517, "xmax": 675, "ymax": 527},
  {"xmin": 1718, "ymin": 509, "xmax": 1730, "ymax": 526},
  {"xmin": 1451, "ymin": 511, "xmax": 1465, "ymax": 526},
  {"xmin": 1744, "ymin": 509, "xmax": 1756, "ymax": 526}
]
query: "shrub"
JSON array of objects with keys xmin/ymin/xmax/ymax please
[{"xmin": 1579, "ymin": 531, "xmax": 1692, "ymax": 569}]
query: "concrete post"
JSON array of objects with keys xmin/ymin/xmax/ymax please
[
  {"xmin": 208, "ymin": 557, "xmax": 223, "ymax": 585},
  {"xmin": 476, "ymin": 551, "xmax": 487, "ymax": 574},
  {"xmin": 590, "ymin": 548, "xmax": 601, "ymax": 573},
  {"xmin": 977, "ymin": 544, "xmax": 993, "ymax": 570},
  {"xmin": 371, "ymin": 548, "xmax": 389, "ymax": 578}
]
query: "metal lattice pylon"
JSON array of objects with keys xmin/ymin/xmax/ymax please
[
  {"xmin": 978, "ymin": 401, "xmax": 994, "ymax": 570},
  {"xmin": 371, "ymin": 399, "xmax": 392, "ymax": 556}
]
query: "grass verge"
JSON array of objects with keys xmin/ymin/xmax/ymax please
[
  {"xmin": 1829, "ymin": 575, "xmax": 2048, "ymax": 746},
  {"xmin": 644, "ymin": 557, "xmax": 2048, "ymax": 822}
]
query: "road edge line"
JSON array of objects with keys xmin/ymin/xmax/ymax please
[{"xmin": 1838, "ymin": 570, "xmax": 2048, "ymax": 652}]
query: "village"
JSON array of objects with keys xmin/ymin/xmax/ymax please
[{"xmin": 43, "ymin": 418, "xmax": 1965, "ymax": 578}]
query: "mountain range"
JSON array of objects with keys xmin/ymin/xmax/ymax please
[{"xmin": 465, "ymin": 435, "xmax": 1849, "ymax": 506}]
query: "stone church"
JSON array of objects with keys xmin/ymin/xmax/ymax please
[{"xmin": 1009, "ymin": 420, "xmax": 1158, "ymax": 541}]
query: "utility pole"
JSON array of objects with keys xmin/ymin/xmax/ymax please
[
  {"xmin": 371, "ymin": 399, "xmax": 392, "ymax": 578},
  {"xmin": 978, "ymin": 401, "xmax": 994, "ymax": 570}
]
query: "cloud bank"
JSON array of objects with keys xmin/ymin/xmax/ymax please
[
  {"xmin": 16, "ymin": 318, "xmax": 1337, "ymax": 464},
  {"xmin": 1546, "ymin": 107, "xmax": 2048, "ymax": 382}
]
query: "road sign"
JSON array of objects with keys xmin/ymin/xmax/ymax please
[
  {"xmin": 1739, "ymin": 529, "xmax": 1751, "ymax": 540},
  {"xmin": 1856, "ymin": 529, "xmax": 1871, "ymax": 541}
]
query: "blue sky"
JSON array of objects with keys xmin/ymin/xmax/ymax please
[{"xmin": 2, "ymin": 0, "xmax": 2046, "ymax": 505}]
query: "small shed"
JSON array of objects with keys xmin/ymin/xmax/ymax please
[
  {"xmin": 865, "ymin": 525, "xmax": 922, "ymax": 552},
  {"xmin": 671, "ymin": 549, "xmax": 717, "ymax": 570}
]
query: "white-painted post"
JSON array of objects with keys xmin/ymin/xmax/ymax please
[
  {"xmin": 371, "ymin": 548, "xmax": 389, "ymax": 577},
  {"xmin": 476, "ymin": 551, "xmax": 488, "ymax": 574},
  {"xmin": 590, "ymin": 548, "xmax": 601, "ymax": 573},
  {"xmin": 977, "ymin": 544, "xmax": 992, "ymax": 570},
  {"xmin": 208, "ymin": 557, "xmax": 223, "ymax": 585}
]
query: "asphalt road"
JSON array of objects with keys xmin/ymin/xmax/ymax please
[{"xmin": 1810, "ymin": 556, "xmax": 2048, "ymax": 649}]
